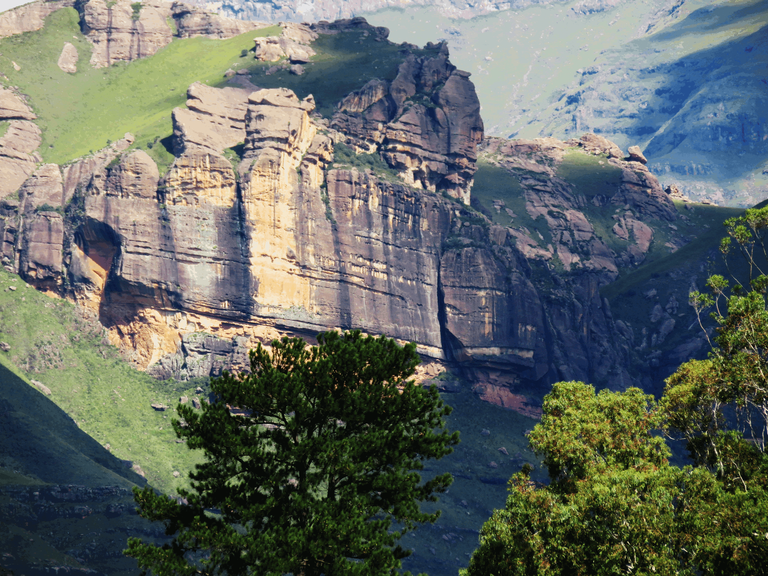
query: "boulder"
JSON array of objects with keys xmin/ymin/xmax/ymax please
[
  {"xmin": 172, "ymin": 82, "xmax": 251, "ymax": 154},
  {"xmin": 57, "ymin": 42, "xmax": 78, "ymax": 74},
  {"xmin": 627, "ymin": 145, "xmax": 648, "ymax": 164},
  {"xmin": 31, "ymin": 379, "xmax": 52, "ymax": 396}
]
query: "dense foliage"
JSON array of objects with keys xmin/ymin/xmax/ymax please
[
  {"xmin": 125, "ymin": 331, "xmax": 459, "ymax": 576},
  {"xmin": 464, "ymin": 208, "xmax": 768, "ymax": 575}
]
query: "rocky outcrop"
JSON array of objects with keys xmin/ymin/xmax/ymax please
[
  {"xmin": 19, "ymin": 164, "xmax": 64, "ymax": 211},
  {"xmin": 0, "ymin": 0, "xmax": 76, "ymax": 39},
  {"xmin": 0, "ymin": 120, "xmax": 42, "ymax": 199},
  {"xmin": 62, "ymin": 133, "xmax": 135, "ymax": 204},
  {"xmin": 0, "ymin": 87, "xmax": 36, "ymax": 121},
  {"xmin": 76, "ymin": 0, "xmax": 265, "ymax": 68},
  {"xmin": 172, "ymin": 0, "xmax": 265, "ymax": 38},
  {"xmin": 79, "ymin": 0, "xmax": 174, "ymax": 68},
  {"xmin": 101, "ymin": 150, "xmax": 160, "ymax": 199},
  {"xmin": 332, "ymin": 42, "xmax": 483, "ymax": 203},
  {"xmin": 480, "ymin": 133, "xmax": 677, "ymax": 278},
  {"xmin": 0, "ymin": 88, "xmax": 42, "ymax": 197},
  {"xmin": 172, "ymin": 82, "xmax": 251, "ymax": 154},
  {"xmin": 253, "ymin": 22, "xmax": 317, "ymax": 63}
]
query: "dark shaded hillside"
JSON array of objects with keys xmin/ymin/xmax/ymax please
[
  {"xmin": 0, "ymin": 363, "xmax": 169, "ymax": 576},
  {"xmin": 0, "ymin": 362, "xmax": 145, "ymax": 486}
]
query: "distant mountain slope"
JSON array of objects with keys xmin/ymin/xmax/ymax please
[{"xmin": 190, "ymin": 0, "xmax": 557, "ymax": 22}]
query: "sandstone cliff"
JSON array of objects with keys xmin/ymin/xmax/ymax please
[
  {"xmin": 0, "ymin": 0, "xmax": 76, "ymax": 38},
  {"xmin": 71, "ymin": 0, "xmax": 266, "ymax": 68},
  {"xmin": 332, "ymin": 40, "xmax": 483, "ymax": 203},
  {"xmin": 0, "ymin": 13, "xmax": 689, "ymax": 411}
]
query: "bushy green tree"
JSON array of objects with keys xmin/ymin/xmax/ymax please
[
  {"xmin": 125, "ymin": 330, "xmax": 459, "ymax": 576},
  {"xmin": 463, "ymin": 382, "xmax": 691, "ymax": 576},
  {"xmin": 465, "ymin": 208, "xmax": 768, "ymax": 576}
]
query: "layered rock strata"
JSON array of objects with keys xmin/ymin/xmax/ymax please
[
  {"xmin": 0, "ymin": 88, "xmax": 41, "ymax": 198},
  {"xmin": 2, "ymin": 87, "xmax": 641, "ymax": 402},
  {"xmin": 0, "ymin": 0, "xmax": 76, "ymax": 38},
  {"xmin": 332, "ymin": 41, "xmax": 483, "ymax": 203},
  {"xmin": 480, "ymin": 133, "xmax": 676, "ymax": 279},
  {"xmin": 76, "ymin": 0, "xmax": 265, "ymax": 68},
  {"xmin": 0, "ymin": 19, "xmax": 683, "ymax": 405}
]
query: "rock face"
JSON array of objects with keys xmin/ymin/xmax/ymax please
[
  {"xmin": 79, "ymin": 0, "xmax": 174, "ymax": 68},
  {"xmin": 202, "ymin": 0, "xmax": 537, "ymax": 22},
  {"xmin": 332, "ymin": 41, "xmax": 483, "ymax": 203},
  {"xmin": 0, "ymin": 88, "xmax": 41, "ymax": 199},
  {"xmin": 76, "ymin": 0, "xmax": 265, "ymax": 68},
  {"xmin": 0, "ymin": 82, "xmax": 651, "ymax": 399},
  {"xmin": 0, "ymin": 0, "xmax": 76, "ymax": 38},
  {"xmin": 0, "ymin": 15, "xmax": 687, "ymax": 407}
]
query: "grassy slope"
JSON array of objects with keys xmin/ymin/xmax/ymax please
[
  {"xmin": 243, "ymin": 31, "xmax": 439, "ymax": 117},
  {"xmin": 0, "ymin": 267, "xmax": 203, "ymax": 494},
  {"xmin": 0, "ymin": 7, "xmax": 279, "ymax": 170},
  {"xmin": 0, "ymin": 359, "xmax": 141, "ymax": 488}
]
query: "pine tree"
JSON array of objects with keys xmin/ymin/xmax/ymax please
[{"xmin": 125, "ymin": 330, "xmax": 459, "ymax": 576}]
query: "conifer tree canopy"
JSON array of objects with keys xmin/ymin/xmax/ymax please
[{"xmin": 125, "ymin": 330, "xmax": 459, "ymax": 576}]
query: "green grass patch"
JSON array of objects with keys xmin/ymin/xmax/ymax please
[
  {"xmin": 247, "ymin": 30, "xmax": 440, "ymax": 117},
  {"xmin": 602, "ymin": 203, "xmax": 744, "ymax": 301},
  {"xmin": 0, "ymin": 268, "xmax": 203, "ymax": 495},
  {"xmin": 0, "ymin": 7, "xmax": 279, "ymax": 169},
  {"xmin": 471, "ymin": 161, "xmax": 552, "ymax": 245},
  {"xmin": 0, "ymin": 120, "xmax": 9, "ymax": 139},
  {"xmin": 556, "ymin": 149, "xmax": 623, "ymax": 198},
  {"xmin": 328, "ymin": 141, "xmax": 400, "ymax": 181}
]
